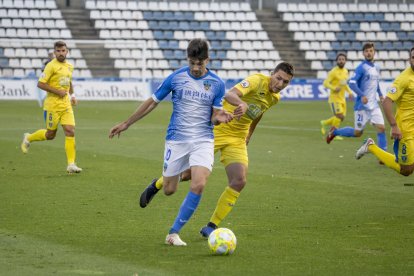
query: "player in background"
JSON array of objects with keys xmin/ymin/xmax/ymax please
[
  {"xmin": 320, "ymin": 53, "xmax": 353, "ymax": 138},
  {"xmin": 139, "ymin": 62, "xmax": 295, "ymax": 238},
  {"xmin": 355, "ymin": 47, "xmax": 414, "ymax": 176},
  {"xmin": 109, "ymin": 39, "xmax": 235, "ymax": 246},
  {"xmin": 326, "ymin": 42, "xmax": 387, "ymax": 153},
  {"xmin": 21, "ymin": 41, "xmax": 82, "ymax": 173}
]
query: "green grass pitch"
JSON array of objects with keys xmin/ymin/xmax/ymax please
[{"xmin": 1, "ymin": 100, "xmax": 413, "ymax": 275}]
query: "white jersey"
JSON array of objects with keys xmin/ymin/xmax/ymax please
[{"xmin": 152, "ymin": 66, "xmax": 225, "ymax": 142}]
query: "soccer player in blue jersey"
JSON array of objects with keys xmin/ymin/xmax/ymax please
[
  {"xmin": 356, "ymin": 47, "xmax": 414, "ymax": 176},
  {"xmin": 326, "ymin": 42, "xmax": 387, "ymax": 153},
  {"xmin": 109, "ymin": 39, "xmax": 236, "ymax": 246}
]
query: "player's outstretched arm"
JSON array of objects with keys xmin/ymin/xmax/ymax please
[
  {"xmin": 224, "ymin": 88, "xmax": 248, "ymax": 120},
  {"xmin": 109, "ymin": 97, "xmax": 158, "ymax": 139}
]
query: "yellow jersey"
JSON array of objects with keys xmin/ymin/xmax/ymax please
[
  {"xmin": 323, "ymin": 66, "xmax": 352, "ymax": 103},
  {"xmin": 215, "ymin": 73, "xmax": 279, "ymax": 138},
  {"xmin": 386, "ymin": 67, "xmax": 414, "ymax": 136},
  {"xmin": 39, "ymin": 58, "xmax": 74, "ymax": 111}
]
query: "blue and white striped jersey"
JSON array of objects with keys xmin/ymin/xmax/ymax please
[
  {"xmin": 349, "ymin": 60, "xmax": 383, "ymax": 111},
  {"xmin": 152, "ymin": 66, "xmax": 225, "ymax": 142}
]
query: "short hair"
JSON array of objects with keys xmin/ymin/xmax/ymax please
[
  {"xmin": 410, "ymin": 47, "xmax": 414, "ymax": 55},
  {"xmin": 187, "ymin": 38, "xmax": 209, "ymax": 60},
  {"xmin": 362, "ymin": 42, "xmax": 375, "ymax": 51},
  {"xmin": 54, "ymin": 41, "xmax": 67, "ymax": 49},
  {"xmin": 272, "ymin": 62, "xmax": 295, "ymax": 77},
  {"xmin": 336, "ymin": 53, "xmax": 347, "ymax": 61}
]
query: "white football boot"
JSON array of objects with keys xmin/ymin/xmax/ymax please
[
  {"xmin": 21, "ymin": 133, "xmax": 30, "ymax": 154},
  {"xmin": 165, "ymin": 233, "xmax": 187, "ymax": 246},
  {"xmin": 355, "ymin": 138, "xmax": 374, "ymax": 160},
  {"xmin": 67, "ymin": 163, "xmax": 82, "ymax": 173}
]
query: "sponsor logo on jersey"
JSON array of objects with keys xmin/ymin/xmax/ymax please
[{"xmin": 240, "ymin": 80, "xmax": 249, "ymax": 88}]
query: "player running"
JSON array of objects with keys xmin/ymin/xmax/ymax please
[
  {"xmin": 109, "ymin": 39, "xmax": 235, "ymax": 246},
  {"xmin": 139, "ymin": 62, "xmax": 295, "ymax": 238},
  {"xmin": 320, "ymin": 53, "xmax": 353, "ymax": 138},
  {"xmin": 20, "ymin": 41, "xmax": 82, "ymax": 173},
  {"xmin": 356, "ymin": 47, "xmax": 414, "ymax": 176},
  {"xmin": 326, "ymin": 42, "xmax": 387, "ymax": 153}
]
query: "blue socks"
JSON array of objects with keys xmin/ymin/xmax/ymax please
[
  {"xmin": 334, "ymin": 127, "xmax": 356, "ymax": 137},
  {"xmin": 377, "ymin": 132, "xmax": 387, "ymax": 151},
  {"xmin": 169, "ymin": 191, "xmax": 201, "ymax": 234}
]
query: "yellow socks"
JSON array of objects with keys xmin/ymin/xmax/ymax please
[
  {"xmin": 210, "ymin": 186, "xmax": 240, "ymax": 226},
  {"xmin": 28, "ymin": 129, "xmax": 47, "ymax": 142},
  {"xmin": 65, "ymin": 136, "xmax": 76, "ymax": 164},
  {"xmin": 331, "ymin": 116, "xmax": 342, "ymax": 128},
  {"xmin": 155, "ymin": 177, "xmax": 164, "ymax": 190},
  {"xmin": 369, "ymin": 144, "xmax": 401, "ymax": 173},
  {"xmin": 322, "ymin": 116, "xmax": 342, "ymax": 128}
]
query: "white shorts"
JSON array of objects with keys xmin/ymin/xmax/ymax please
[
  {"xmin": 162, "ymin": 140, "xmax": 214, "ymax": 177},
  {"xmin": 354, "ymin": 107, "xmax": 385, "ymax": 131}
]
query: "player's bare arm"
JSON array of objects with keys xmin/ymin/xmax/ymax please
[
  {"xmin": 246, "ymin": 114, "xmax": 263, "ymax": 145},
  {"xmin": 382, "ymin": 97, "xmax": 402, "ymax": 140},
  {"xmin": 69, "ymin": 81, "xmax": 77, "ymax": 106},
  {"xmin": 224, "ymin": 88, "xmax": 248, "ymax": 119},
  {"xmin": 109, "ymin": 97, "xmax": 158, "ymax": 138},
  {"xmin": 37, "ymin": 81, "xmax": 67, "ymax": 97}
]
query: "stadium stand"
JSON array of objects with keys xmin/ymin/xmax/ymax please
[
  {"xmin": 85, "ymin": 0, "xmax": 281, "ymax": 79},
  {"xmin": 0, "ymin": 0, "xmax": 413, "ymax": 79},
  {"xmin": 0, "ymin": 0, "xmax": 91, "ymax": 78},
  {"xmin": 278, "ymin": 2, "xmax": 414, "ymax": 79}
]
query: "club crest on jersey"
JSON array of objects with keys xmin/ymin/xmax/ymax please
[
  {"xmin": 203, "ymin": 80, "xmax": 211, "ymax": 91},
  {"xmin": 387, "ymin": 87, "xmax": 397, "ymax": 94},
  {"xmin": 240, "ymin": 80, "xmax": 249, "ymax": 88}
]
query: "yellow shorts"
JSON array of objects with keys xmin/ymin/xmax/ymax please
[
  {"xmin": 44, "ymin": 108, "xmax": 75, "ymax": 130},
  {"xmin": 394, "ymin": 137, "xmax": 414, "ymax": 165},
  {"xmin": 329, "ymin": 101, "xmax": 346, "ymax": 116},
  {"xmin": 214, "ymin": 132, "xmax": 248, "ymax": 167}
]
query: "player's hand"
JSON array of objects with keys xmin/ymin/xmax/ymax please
[
  {"xmin": 56, "ymin": 90, "xmax": 67, "ymax": 97},
  {"xmin": 379, "ymin": 96, "xmax": 384, "ymax": 103},
  {"xmin": 233, "ymin": 102, "xmax": 248, "ymax": 120},
  {"xmin": 214, "ymin": 111, "xmax": 233, "ymax": 125},
  {"xmin": 334, "ymin": 87, "xmax": 341, "ymax": 93},
  {"xmin": 70, "ymin": 95, "xmax": 77, "ymax": 106},
  {"xmin": 109, "ymin": 122, "xmax": 129, "ymax": 139},
  {"xmin": 348, "ymin": 94, "xmax": 354, "ymax": 102},
  {"xmin": 362, "ymin": 96, "xmax": 368, "ymax": 104},
  {"xmin": 390, "ymin": 125, "xmax": 402, "ymax": 140}
]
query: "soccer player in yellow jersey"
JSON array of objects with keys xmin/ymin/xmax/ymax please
[
  {"xmin": 20, "ymin": 41, "xmax": 82, "ymax": 173},
  {"xmin": 139, "ymin": 62, "xmax": 295, "ymax": 237},
  {"xmin": 320, "ymin": 53, "xmax": 353, "ymax": 136},
  {"xmin": 356, "ymin": 47, "xmax": 414, "ymax": 176}
]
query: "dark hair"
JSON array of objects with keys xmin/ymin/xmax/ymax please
[
  {"xmin": 362, "ymin": 42, "xmax": 375, "ymax": 51},
  {"xmin": 187, "ymin": 38, "xmax": 209, "ymax": 60},
  {"xmin": 336, "ymin": 53, "xmax": 347, "ymax": 61},
  {"xmin": 273, "ymin": 62, "xmax": 295, "ymax": 76},
  {"xmin": 54, "ymin": 41, "xmax": 67, "ymax": 49},
  {"xmin": 411, "ymin": 47, "xmax": 414, "ymax": 55}
]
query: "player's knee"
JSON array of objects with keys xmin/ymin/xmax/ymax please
[
  {"xmin": 354, "ymin": 130, "xmax": 363, "ymax": 137},
  {"xmin": 163, "ymin": 186, "xmax": 176, "ymax": 196},
  {"xmin": 230, "ymin": 178, "xmax": 246, "ymax": 191},
  {"xmin": 64, "ymin": 129, "xmax": 75, "ymax": 137},
  {"xmin": 400, "ymin": 168, "xmax": 414, "ymax": 177},
  {"xmin": 45, "ymin": 131, "xmax": 56, "ymax": 140},
  {"xmin": 336, "ymin": 114, "xmax": 344, "ymax": 121}
]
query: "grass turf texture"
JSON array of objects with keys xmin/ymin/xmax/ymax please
[{"xmin": 1, "ymin": 100, "xmax": 413, "ymax": 275}]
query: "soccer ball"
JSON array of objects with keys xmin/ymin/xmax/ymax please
[{"xmin": 208, "ymin": 228, "xmax": 237, "ymax": 255}]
